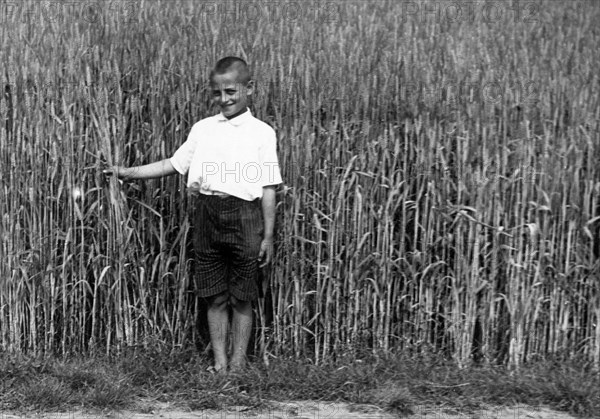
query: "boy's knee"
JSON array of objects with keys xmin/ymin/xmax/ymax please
[
  {"xmin": 208, "ymin": 291, "xmax": 229, "ymax": 308},
  {"xmin": 229, "ymin": 295, "xmax": 251, "ymax": 309}
]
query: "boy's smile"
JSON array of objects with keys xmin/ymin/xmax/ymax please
[{"xmin": 211, "ymin": 70, "xmax": 254, "ymax": 118}]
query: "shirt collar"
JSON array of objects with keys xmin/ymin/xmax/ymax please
[{"xmin": 216, "ymin": 108, "xmax": 252, "ymax": 126}]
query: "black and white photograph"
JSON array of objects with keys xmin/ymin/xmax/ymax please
[{"xmin": 0, "ymin": 1, "xmax": 599, "ymax": 418}]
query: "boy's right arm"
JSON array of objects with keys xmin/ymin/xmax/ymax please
[{"xmin": 104, "ymin": 158, "xmax": 177, "ymax": 180}]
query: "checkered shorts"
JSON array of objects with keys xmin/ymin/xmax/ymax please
[{"xmin": 192, "ymin": 194, "xmax": 263, "ymax": 301}]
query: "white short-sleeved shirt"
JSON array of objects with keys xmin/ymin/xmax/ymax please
[{"xmin": 170, "ymin": 109, "xmax": 283, "ymax": 201}]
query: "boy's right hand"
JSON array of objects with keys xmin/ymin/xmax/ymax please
[{"xmin": 103, "ymin": 166, "xmax": 126, "ymax": 179}]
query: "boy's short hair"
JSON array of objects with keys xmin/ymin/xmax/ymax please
[{"xmin": 210, "ymin": 56, "xmax": 251, "ymax": 84}]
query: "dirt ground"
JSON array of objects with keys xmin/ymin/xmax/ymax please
[{"xmin": 0, "ymin": 401, "xmax": 582, "ymax": 419}]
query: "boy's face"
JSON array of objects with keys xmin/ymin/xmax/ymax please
[{"xmin": 210, "ymin": 70, "xmax": 254, "ymax": 117}]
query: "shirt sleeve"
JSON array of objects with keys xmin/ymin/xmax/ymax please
[
  {"xmin": 170, "ymin": 123, "xmax": 199, "ymax": 175},
  {"xmin": 260, "ymin": 128, "xmax": 283, "ymax": 187}
]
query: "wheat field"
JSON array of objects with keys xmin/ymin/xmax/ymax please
[{"xmin": 0, "ymin": 0, "xmax": 599, "ymax": 370}]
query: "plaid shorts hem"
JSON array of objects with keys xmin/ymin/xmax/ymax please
[
  {"xmin": 193, "ymin": 272, "xmax": 260, "ymax": 301},
  {"xmin": 194, "ymin": 280, "xmax": 228, "ymax": 299}
]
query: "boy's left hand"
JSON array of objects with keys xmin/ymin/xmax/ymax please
[{"xmin": 258, "ymin": 238, "xmax": 273, "ymax": 268}]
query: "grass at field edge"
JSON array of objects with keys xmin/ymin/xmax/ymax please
[{"xmin": 0, "ymin": 349, "xmax": 598, "ymax": 417}]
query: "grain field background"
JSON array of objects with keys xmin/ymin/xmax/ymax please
[{"xmin": 1, "ymin": 0, "xmax": 600, "ymax": 375}]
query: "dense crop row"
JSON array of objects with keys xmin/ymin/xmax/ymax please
[{"xmin": 1, "ymin": 0, "xmax": 599, "ymax": 369}]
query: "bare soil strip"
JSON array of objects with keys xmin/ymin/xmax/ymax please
[{"xmin": 1, "ymin": 401, "xmax": 580, "ymax": 419}]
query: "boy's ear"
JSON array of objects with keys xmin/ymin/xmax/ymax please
[{"xmin": 246, "ymin": 80, "xmax": 255, "ymax": 95}]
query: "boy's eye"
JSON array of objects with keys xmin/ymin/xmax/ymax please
[{"xmin": 211, "ymin": 89, "xmax": 237, "ymax": 96}]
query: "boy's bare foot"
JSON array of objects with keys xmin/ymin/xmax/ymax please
[
  {"xmin": 228, "ymin": 359, "xmax": 246, "ymax": 373},
  {"xmin": 207, "ymin": 364, "xmax": 227, "ymax": 375}
]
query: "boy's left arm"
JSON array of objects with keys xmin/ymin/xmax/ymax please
[{"xmin": 258, "ymin": 185, "xmax": 277, "ymax": 268}]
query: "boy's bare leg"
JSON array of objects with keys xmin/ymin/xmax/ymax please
[
  {"xmin": 229, "ymin": 296, "xmax": 253, "ymax": 371},
  {"xmin": 207, "ymin": 292, "xmax": 229, "ymax": 372}
]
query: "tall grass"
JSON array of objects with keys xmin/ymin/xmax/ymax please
[{"xmin": 1, "ymin": 0, "xmax": 599, "ymax": 369}]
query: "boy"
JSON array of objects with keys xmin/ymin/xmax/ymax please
[{"xmin": 104, "ymin": 57, "xmax": 283, "ymax": 373}]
